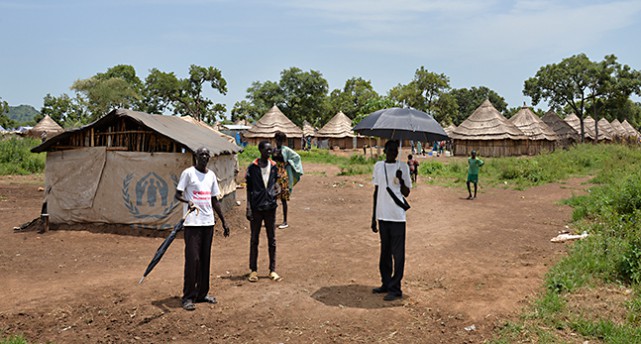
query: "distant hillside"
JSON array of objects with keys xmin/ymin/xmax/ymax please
[{"xmin": 6, "ymin": 105, "xmax": 40, "ymax": 125}]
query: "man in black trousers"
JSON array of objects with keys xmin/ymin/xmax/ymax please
[
  {"xmin": 370, "ymin": 140, "xmax": 412, "ymax": 301},
  {"xmin": 175, "ymin": 147, "xmax": 230, "ymax": 311}
]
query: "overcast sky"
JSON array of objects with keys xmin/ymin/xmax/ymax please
[{"xmin": 1, "ymin": 0, "xmax": 640, "ymax": 116}]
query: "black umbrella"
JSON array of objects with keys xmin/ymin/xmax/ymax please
[
  {"xmin": 353, "ymin": 107, "xmax": 448, "ymax": 141},
  {"xmin": 139, "ymin": 208, "xmax": 197, "ymax": 284}
]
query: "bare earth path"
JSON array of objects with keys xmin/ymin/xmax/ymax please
[{"xmin": 0, "ymin": 163, "xmax": 587, "ymax": 343}]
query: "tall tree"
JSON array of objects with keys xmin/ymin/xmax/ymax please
[
  {"xmin": 71, "ymin": 64, "xmax": 143, "ymax": 121},
  {"xmin": 327, "ymin": 77, "xmax": 379, "ymax": 120},
  {"xmin": 143, "ymin": 65, "xmax": 228, "ymax": 123},
  {"xmin": 0, "ymin": 97, "xmax": 14, "ymax": 129},
  {"xmin": 40, "ymin": 93, "xmax": 88, "ymax": 128},
  {"xmin": 279, "ymin": 67, "xmax": 329, "ymax": 126},
  {"xmin": 524, "ymin": 54, "xmax": 598, "ymax": 141},
  {"xmin": 449, "ymin": 86, "xmax": 508, "ymax": 125},
  {"xmin": 388, "ymin": 67, "xmax": 452, "ymax": 123}
]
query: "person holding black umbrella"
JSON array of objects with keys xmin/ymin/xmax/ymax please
[
  {"xmin": 175, "ymin": 147, "xmax": 230, "ymax": 311},
  {"xmin": 371, "ymin": 140, "xmax": 412, "ymax": 301}
]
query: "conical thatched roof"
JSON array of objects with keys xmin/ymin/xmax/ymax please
[
  {"xmin": 584, "ymin": 116, "xmax": 610, "ymax": 141},
  {"xmin": 316, "ymin": 111, "xmax": 354, "ymax": 138},
  {"xmin": 444, "ymin": 124, "xmax": 457, "ymax": 136},
  {"xmin": 564, "ymin": 113, "xmax": 596, "ymax": 140},
  {"xmin": 610, "ymin": 119, "xmax": 628, "ymax": 138},
  {"xmin": 28, "ymin": 115, "xmax": 64, "ymax": 139},
  {"xmin": 243, "ymin": 106, "xmax": 303, "ymax": 138},
  {"xmin": 622, "ymin": 120, "xmax": 640, "ymax": 138},
  {"xmin": 302, "ymin": 120, "xmax": 316, "ymax": 137},
  {"xmin": 541, "ymin": 110, "xmax": 579, "ymax": 142},
  {"xmin": 509, "ymin": 106, "xmax": 557, "ymax": 141},
  {"xmin": 449, "ymin": 100, "xmax": 527, "ymax": 140},
  {"xmin": 596, "ymin": 118, "xmax": 616, "ymax": 140}
]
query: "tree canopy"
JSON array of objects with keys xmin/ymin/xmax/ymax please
[{"xmin": 524, "ymin": 54, "xmax": 641, "ymax": 141}]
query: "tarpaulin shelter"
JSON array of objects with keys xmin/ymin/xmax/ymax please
[
  {"xmin": 243, "ymin": 106, "xmax": 303, "ymax": 149},
  {"xmin": 449, "ymin": 100, "xmax": 527, "ymax": 157},
  {"xmin": 31, "ymin": 109, "xmax": 242, "ymax": 230},
  {"xmin": 509, "ymin": 105, "xmax": 557, "ymax": 155}
]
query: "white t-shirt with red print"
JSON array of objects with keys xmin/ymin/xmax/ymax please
[{"xmin": 176, "ymin": 166, "xmax": 221, "ymax": 226}]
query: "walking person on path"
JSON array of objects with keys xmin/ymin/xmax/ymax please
[
  {"xmin": 246, "ymin": 141, "xmax": 282, "ymax": 282},
  {"xmin": 274, "ymin": 131, "xmax": 303, "ymax": 229},
  {"xmin": 466, "ymin": 150, "xmax": 484, "ymax": 200},
  {"xmin": 407, "ymin": 154, "xmax": 419, "ymax": 184},
  {"xmin": 175, "ymin": 147, "xmax": 230, "ymax": 311},
  {"xmin": 371, "ymin": 140, "xmax": 412, "ymax": 301}
]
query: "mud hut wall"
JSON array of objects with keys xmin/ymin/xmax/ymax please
[
  {"xmin": 452, "ymin": 139, "xmax": 527, "ymax": 157},
  {"xmin": 45, "ymin": 148, "xmax": 237, "ymax": 229}
]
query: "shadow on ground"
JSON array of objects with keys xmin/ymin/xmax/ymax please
[{"xmin": 311, "ymin": 284, "xmax": 403, "ymax": 309}]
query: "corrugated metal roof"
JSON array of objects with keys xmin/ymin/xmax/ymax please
[{"xmin": 32, "ymin": 109, "xmax": 242, "ymax": 155}]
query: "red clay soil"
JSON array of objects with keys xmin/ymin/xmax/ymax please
[{"xmin": 0, "ymin": 161, "xmax": 588, "ymax": 343}]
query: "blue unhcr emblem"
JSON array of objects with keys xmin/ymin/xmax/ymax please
[{"xmin": 122, "ymin": 173, "xmax": 179, "ymax": 219}]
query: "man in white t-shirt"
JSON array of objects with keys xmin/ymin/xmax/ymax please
[
  {"xmin": 175, "ymin": 147, "xmax": 230, "ymax": 311},
  {"xmin": 371, "ymin": 140, "xmax": 412, "ymax": 301}
]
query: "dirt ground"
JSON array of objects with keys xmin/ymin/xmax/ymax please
[{"xmin": 0, "ymin": 158, "xmax": 589, "ymax": 343}]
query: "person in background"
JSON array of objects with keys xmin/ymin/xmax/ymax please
[
  {"xmin": 175, "ymin": 147, "xmax": 230, "ymax": 311},
  {"xmin": 466, "ymin": 150, "xmax": 484, "ymax": 200},
  {"xmin": 407, "ymin": 154, "xmax": 419, "ymax": 184},
  {"xmin": 272, "ymin": 147, "xmax": 291, "ymax": 227},
  {"xmin": 245, "ymin": 141, "xmax": 282, "ymax": 282},
  {"xmin": 274, "ymin": 131, "xmax": 304, "ymax": 229},
  {"xmin": 371, "ymin": 140, "xmax": 412, "ymax": 301}
]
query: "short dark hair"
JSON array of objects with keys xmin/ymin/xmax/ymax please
[
  {"xmin": 258, "ymin": 140, "xmax": 270, "ymax": 151},
  {"xmin": 275, "ymin": 131, "xmax": 287, "ymax": 142},
  {"xmin": 408, "ymin": 154, "xmax": 413, "ymax": 159},
  {"xmin": 385, "ymin": 140, "xmax": 399, "ymax": 150}
]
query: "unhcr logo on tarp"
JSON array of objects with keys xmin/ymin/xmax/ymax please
[{"xmin": 122, "ymin": 173, "xmax": 179, "ymax": 219}]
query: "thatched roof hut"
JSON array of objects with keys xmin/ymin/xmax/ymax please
[
  {"xmin": 622, "ymin": 120, "xmax": 640, "ymax": 141},
  {"xmin": 509, "ymin": 106, "xmax": 557, "ymax": 155},
  {"xmin": 302, "ymin": 120, "xmax": 316, "ymax": 137},
  {"xmin": 27, "ymin": 115, "xmax": 64, "ymax": 140},
  {"xmin": 610, "ymin": 119, "xmax": 628, "ymax": 140},
  {"xmin": 564, "ymin": 113, "xmax": 596, "ymax": 141},
  {"xmin": 584, "ymin": 116, "xmax": 611, "ymax": 141},
  {"xmin": 449, "ymin": 99, "xmax": 528, "ymax": 157},
  {"xmin": 243, "ymin": 106, "xmax": 303, "ymax": 149},
  {"xmin": 443, "ymin": 124, "xmax": 457, "ymax": 137},
  {"xmin": 596, "ymin": 118, "xmax": 616, "ymax": 142},
  {"xmin": 541, "ymin": 110, "xmax": 579, "ymax": 148}
]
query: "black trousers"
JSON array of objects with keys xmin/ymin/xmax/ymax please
[
  {"xmin": 249, "ymin": 209, "xmax": 277, "ymax": 272},
  {"xmin": 183, "ymin": 225, "xmax": 214, "ymax": 302},
  {"xmin": 378, "ymin": 220, "xmax": 406, "ymax": 296}
]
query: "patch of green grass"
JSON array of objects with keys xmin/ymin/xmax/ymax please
[
  {"xmin": 491, "ymin": 143, "xmax": 641, "ymax": 344},
  {"xmin": 0, "ymin": 334, "xmax": 28, "ymax": 344},
  {"xmin": 0, "ymin": 137, "xmax": 45, "ymax": 175}
]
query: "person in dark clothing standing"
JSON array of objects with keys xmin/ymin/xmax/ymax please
[
  {"xmin": 175, "ymin": 147, "xmax": 230, "ymax": 311},
  {"xmin": 246, "ymin": 141, "xmax": 282, "ymax": 282},
  {"xmin": 371, "ymin": 140, "xmax": 412, "ymax": 301}
]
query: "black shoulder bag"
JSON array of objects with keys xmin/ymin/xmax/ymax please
[{"xmin": 384, "ymin": 163, "xmax": 411, "ymax": 211}]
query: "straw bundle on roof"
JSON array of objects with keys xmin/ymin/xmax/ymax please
[{"xmin": 450, "ymin": 100, "xmax": 527, "ymax": 157}]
